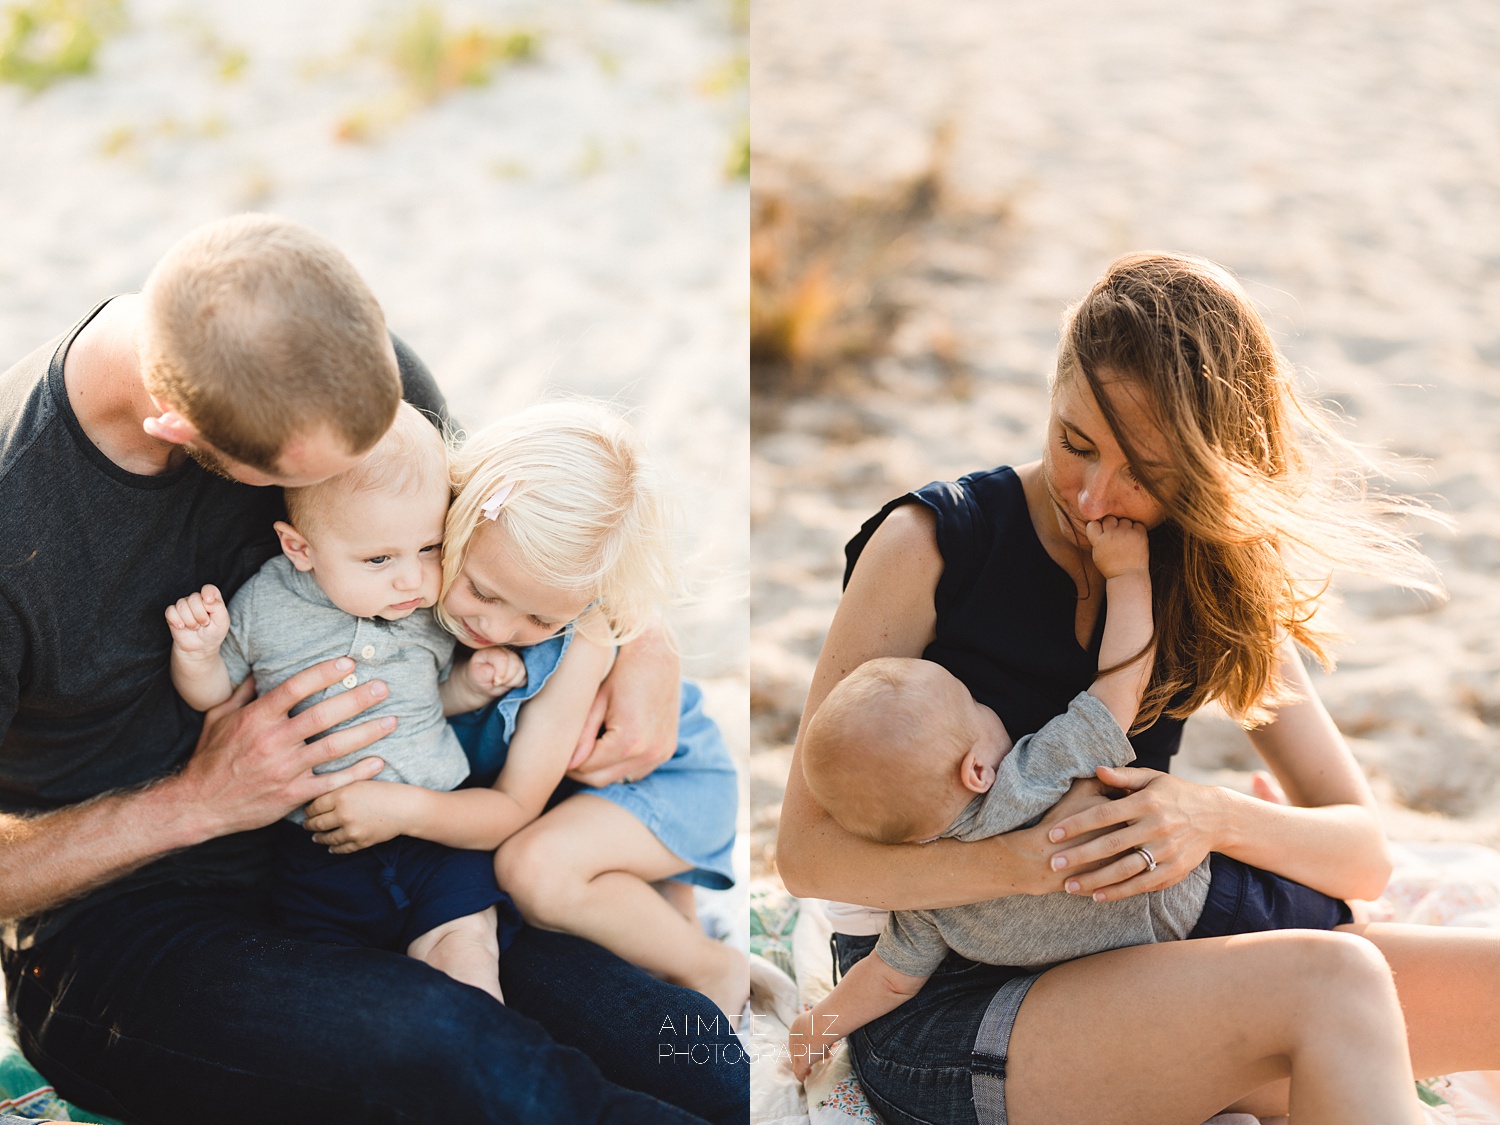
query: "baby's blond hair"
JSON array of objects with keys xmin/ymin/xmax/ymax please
[
  {"xmin": 284, "ymin": 401, "xmax": 450, "ymax": 534},
  {"xmin": 438, "ymin": 400, "xmax": 678, "ymax": 645}
]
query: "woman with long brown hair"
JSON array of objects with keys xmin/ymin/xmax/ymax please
[{"xmin": 777, "ymin": 252, "xmax": 1500, "ymax": 1123}]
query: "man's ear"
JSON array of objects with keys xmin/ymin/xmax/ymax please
[
  {"xmin": 960, "ymin": 750, "xmax": 997, "ymax": 795},
  {"xmin": 274, "ymin": 521, "xmax": 316, "ymax": 572},
  {"xmin": 141, "ymin": 397, "xmax": 200, "ymax": 446}
]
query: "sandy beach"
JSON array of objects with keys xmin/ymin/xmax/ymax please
[{"xmin": 750, "ymin": 0, "xmax": 1500, "ymax": 885}]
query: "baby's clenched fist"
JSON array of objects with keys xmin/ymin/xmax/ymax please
[
  {"xmin": 1085, "ymin": 516, "xmax": 1149, "ymax": 579},
  {"xmin": 465, "ymin": 645, "xmax": 528, "ymax": 698},
  {"xmin": 165, "ymin": 584, "xmax": 230, "ymax": 655}
]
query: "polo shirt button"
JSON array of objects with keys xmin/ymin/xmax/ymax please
[
  {"xmin": 341, "ymin": 674, "xmax": 359, "ymax": 689},
  {"xmin": 361, "ymin": 645, "xmax": 376, "ymax": 659}
]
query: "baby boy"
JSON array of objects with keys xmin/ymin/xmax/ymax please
[
  {"xmin": 166, "ymin": 402, "xmax": 525, "ymax": 1001},
  {"xmin": 789, "ymin": 517, "xmax": 1351, "ymax": 1078}
]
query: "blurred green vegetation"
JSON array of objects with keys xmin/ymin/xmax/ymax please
[
  {"xmin": 726, "ymin": 118, "xmax": 748, "ymax": 179},
  {"xmin": 98, "ymin": 112, "xmax": 229, "ymax": 158},
  {"xmin": 700, "ymin": 49, "xmax": 746, "ymax": 180},
  {"xmin": 381, "ymin": 4, "xmax": 537, "ymax": 104},
  {"xmin": 0, "ymin": 0, "xmax": 122, "ymax": 92},
  {"xmin": 575, "ymin": 136, "xmax": 605, "ymax": 177},
  {"xmin": 337, "ymin": 4, "xmax": 540, "ymax": 142},
  {"xmin": 169, "ymin": 13, "xmax": 249, "ymax": 83},
  {"xmin": 701, "ymin": 50, "xmax": 745, "ymax": 95},
  {"xmin": 214, "ymin": 46, "xmax": 245, "ymax": 79}
]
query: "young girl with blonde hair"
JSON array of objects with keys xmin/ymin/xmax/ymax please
[{"xmin": 301, "ymin": 399, "xmax": 747, "ymax": 1018}]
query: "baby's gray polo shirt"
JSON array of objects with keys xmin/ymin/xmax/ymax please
[
  {"xmin": 875, "ymin": 692, "xmax": 1213, "ymax": 975},
  {"xmin": 221, "ymin": 554, "xmax": 470, "ymax": 824}
]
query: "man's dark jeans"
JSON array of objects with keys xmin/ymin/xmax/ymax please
[{"xmin": 3, "ymin": 883, "xmax": 747, "ymax": 1125}]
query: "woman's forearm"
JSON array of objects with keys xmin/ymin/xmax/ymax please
[
  {"xmin": 1226, "ymin": 640, "xmax": 1394, "ymax": 901},
  {"xmin": 1213, "ymin": 786, "xmax": 1391, "ymax": 901},
  {"xmin": 777, "ymin": 768, "xmax": 1054, "ymax": 909}
]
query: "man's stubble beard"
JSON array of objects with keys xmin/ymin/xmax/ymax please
[{"xmin": 181, "ymin": 441, "xmax": 238, "ymax": 482}]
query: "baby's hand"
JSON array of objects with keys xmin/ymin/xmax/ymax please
[
  {"xmin": 788, "ymin": 1009, "xmax": 818, "ymax": 1083},
  {"xmin": 467, "ymin": 646, "xmax": 528, "ymax": 697},
  {"xmin": 165, "ymin": 585, "xmax": 230, "ymax": 655},
  {"xmin": 1085, "ymin": 516, "xmax": 1149, "ymax": 579}
]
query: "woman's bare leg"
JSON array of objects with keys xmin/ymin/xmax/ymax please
[
  {"xmin": 1004, "ymin": 931, "xmax": 1422, "ymax": 1125},
  {"xmin": 1345, "ymin": 922, "xmax": 1500, "ymax": 1076},
  {"xmin": 1202, "ymin": 922, "xmax": 1500, "ymax": 1119}
]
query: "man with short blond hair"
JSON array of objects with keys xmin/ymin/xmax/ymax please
[
  {"xmin": 140, "ymin": 213, "xmax": 402, "ymax": 474},
  {"xmin": 0, "ymin": 215, "xmax": 743, "ymax": 1125}
]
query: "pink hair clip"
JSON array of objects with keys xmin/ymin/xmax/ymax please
[{"xmin": 479, "ymin": 481, "xmax": 516, "ymax": 521}]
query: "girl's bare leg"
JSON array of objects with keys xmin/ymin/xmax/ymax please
[
  {"xmin": 656, "ymin": 879, "xmax": 700, "ymax": 924},
  {"xmin": 1004, "ymin": 931, "xmax": 1422, "ymax": 1125},
  {"xmin": 495, "ymin": 794, "xmax": 750, "ymax": 1018},
  {"xmin": 406, "ymin": 906, "xmax": 503, "ymax": 1003}
]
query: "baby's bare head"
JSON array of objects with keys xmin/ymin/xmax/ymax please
[
  {"xmin": 801, "ymin": 657, "xmax": 1011, "ymax": 844},
  {"xmin": 283, "ymin": 401, "xmax": 449, "ymax": 539}
]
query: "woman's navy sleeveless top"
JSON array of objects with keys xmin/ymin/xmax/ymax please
[{"xmin": 844, "ymin": 465, "xmax": 1184, "ymax": 772}]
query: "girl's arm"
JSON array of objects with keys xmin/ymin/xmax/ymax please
[
  {"xmin": 1045, "ymin": 638, "xmax": 1392, "ymax": 903},
  {"xmin": 776, "ymin": 503, "xmax": 1090, "ymax": 908},
  {"xmin": 305, "ymin": 637, "xmax": 615, "ymax": 853},
  {"xmin": 788, "ymin": 956, "xmax": 928, "ymax": 1082}
]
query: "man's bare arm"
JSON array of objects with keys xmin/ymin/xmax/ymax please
[{"xmin": 0, "ymin": 658, "xmax": 392, "ymax": 921}]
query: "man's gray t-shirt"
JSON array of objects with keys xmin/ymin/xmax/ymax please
[
  {"xmin": 0, "ymin": 297, "xmax": 450, "ymax": 948},
  {"xmin": 875, "ymin": 692, "xmax": 1214, "ymax": 975},
  {"xmin": 221, "ymin": 554, "xmax": 469, "ymax": 824}
]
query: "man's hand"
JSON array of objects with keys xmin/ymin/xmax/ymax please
[
  {"xmin": 467, "ymin": 646, "xmax": 527, "ymax": 697},
  {"xmin": 166, "ymin": 656, "xmax": 393, "ymax": 837},
  {"xmin": 304, "ymin": 780, "xmax": 425, "ymax": 853},
  {"xmin": 165, "ymin": 584, "xmax": 230, "ymax": 656},
  {"xmin": 566, "ymin": 623, "xmax": 679, "ymax": 787}
]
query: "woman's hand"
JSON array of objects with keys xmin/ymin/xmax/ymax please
[
  {"xmin": 1008, "ymin": 774, "xmax": 1128, "ymax": 900},
  {"xmin": 304, "ymin": 779, "xmax": 428, "ymax": 854},
  {"xmin": 1043, "ymin": 764, "xmax": 1227, "ymax": 901}
]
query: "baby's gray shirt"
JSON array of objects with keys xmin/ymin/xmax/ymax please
[
  {"xmin": 874, "ymin": 692, "xmax": 1213, "ymax": 975},
  {"xmin": 220, "ymin": 554, "xmax": 471, "ymax": 824}
]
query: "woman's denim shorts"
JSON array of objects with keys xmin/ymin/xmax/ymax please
[{"xmin": 833, "ymin": 934, "xmax": 1041, "ymax": 1125}]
